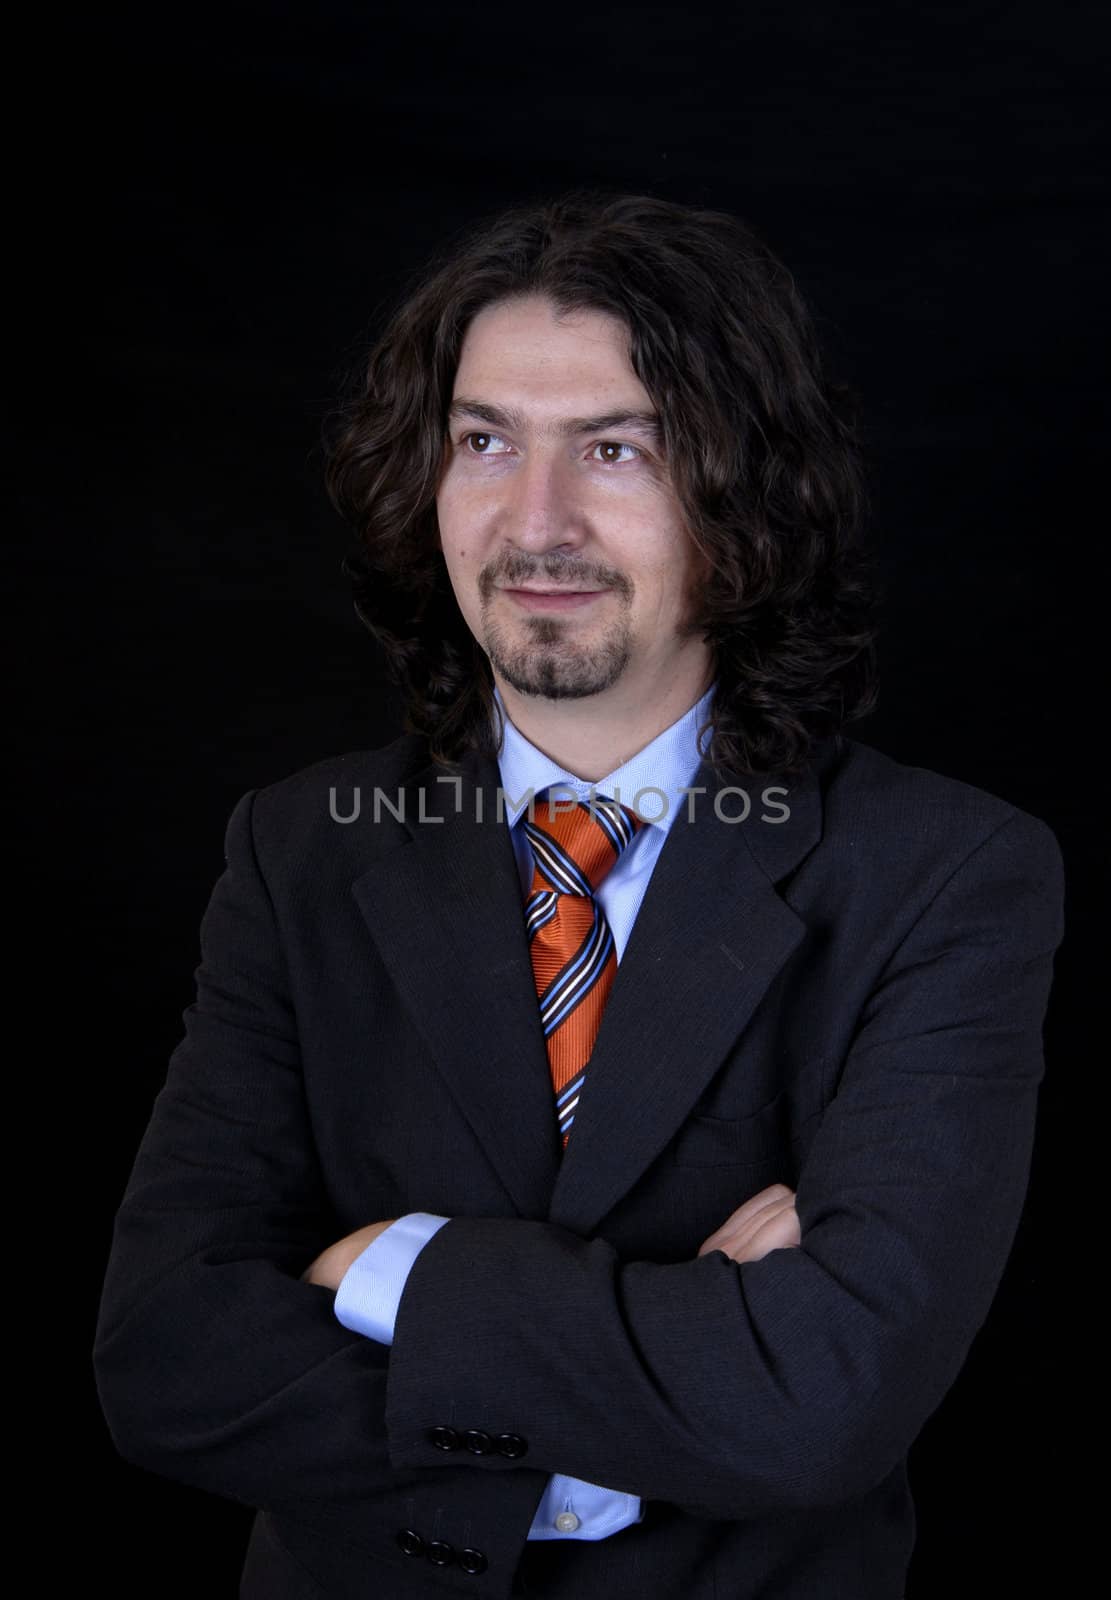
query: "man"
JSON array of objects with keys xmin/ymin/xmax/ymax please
[{"xmin": 93, "ymin": 191, "xmax": 1065, "ymax": 1600}]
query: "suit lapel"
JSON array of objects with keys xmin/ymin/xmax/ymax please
[
  {"xmin": 350, "ymin": 749, "xmax": 562, "ymax": 1219},
  {"xmin": 351, "ymin": 739, "xmax": 829, "ymax": 1234},
  {"xmin": 549, "ymin": 758, "xmax": 821, "ymax": 1234}
]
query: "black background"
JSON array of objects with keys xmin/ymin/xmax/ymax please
[{"xmin": 25, "ymin": 2, "xmax": 1104, "ymax": 1592}]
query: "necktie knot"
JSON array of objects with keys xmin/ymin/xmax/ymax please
[{"xmin": 525, "ymin": 790, "xmax": 643, "ymax": 898}]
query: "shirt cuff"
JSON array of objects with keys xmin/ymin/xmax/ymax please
[
  {"xmin": 527, "ymin": 1472, "xmax": 645, "ymax": 1540},
  {"xmin": 333, "ymin": 1212, "xmax": 450, "ymax": 1344}
]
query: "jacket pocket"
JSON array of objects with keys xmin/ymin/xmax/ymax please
[{"xmin": 671, "ymin": 1090, "xmax": 792, "ymax": 1169}]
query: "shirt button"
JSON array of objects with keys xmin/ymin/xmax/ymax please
[{"xmin": 554, "ymin": 1511, "xmax": 580, "ymax": 1533}]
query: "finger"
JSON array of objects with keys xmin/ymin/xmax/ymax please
[
  {"xmin": 703, "ymin": 1203, "xmax": 802, "ymax": 1264},
  {"xmin": 750, "ymin": 1206, "xmax": 801, "ymax": 1251},
  {"xmin": 699, "ymin": 1185, "xmax": 795, "ymax": 1250},
  {"xmin": 703, "ymin": 1186, "xmax": 796, "ymax": 1240},
  {"xmin": 699, "ymin": 1196, "xmax": 798, "ymax": 1255}
]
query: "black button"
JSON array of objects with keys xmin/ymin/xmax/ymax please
[
  {"xmin": 496, "ymin": 1433, "xmax": 528, "ymax": 1458},
  {"xmin": 463, "ymin": 1429, "xmax": 493, "ymax": 1454},
  {"xmin": 459, "ymin": 1548, "xmax": 488, "ymax": 1575},
  {"xmin": 426, "ymin": 1540, "xmax": 455, "ymax": 1567},
  {"xmin": 396, "ymin": 1528, "xmax": 424, "ymax": 1558},
  {"xmin": 427, "ymin": 1425, "xmax": 461, "ymax": 1451}
]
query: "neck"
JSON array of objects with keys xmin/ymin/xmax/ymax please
[{"xmin": 493, "ymin": 654, "xmax": 715, "ymax": 782}]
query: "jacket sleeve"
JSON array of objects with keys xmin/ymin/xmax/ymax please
[
  {"xmin": 381, "ymin": 809, "xmax": 1065, "ymax": 1520},
  {"xmin": 336, "ymin": 1217, "xmax": 644, "ymax": 1540},
  {"xmin": 91, "ymin": 789, "xmax": 549, "ymax": 1557}
]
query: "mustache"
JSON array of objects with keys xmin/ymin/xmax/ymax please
[{"xmin": 480, "ymin": 553, "xmax": 632, "ymax": 598}]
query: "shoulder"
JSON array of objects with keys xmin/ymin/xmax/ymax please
[
  {"xmin": 812, "ymin": 734, "xmax": 1064, "ymax": 905},
  {"xmin": 222, "ymin": 730, "xmax": 436, "ymax": 869},
  {"xmin": 826, "ymin": 734, "xmax": 1030, "ymax": 826},
  {"xmin": 253, "ymin": 731, "xmax": 433, "ymax": 807}
]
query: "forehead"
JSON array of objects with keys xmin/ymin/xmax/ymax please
[{"xmin": 452, "ymin": 295, "xmax": 648, "ymax": 409}]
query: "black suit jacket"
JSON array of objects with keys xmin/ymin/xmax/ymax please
[{"xmin": 93, "ymin": 730, "xmax": 1065, "ymax": 1599}]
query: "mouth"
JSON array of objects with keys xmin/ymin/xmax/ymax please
[{"xmin": 499, "ymin": 586, "xmax": 609, "ymax": 612}]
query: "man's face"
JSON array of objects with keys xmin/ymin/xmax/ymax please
[{"xmin": 435, "ymin": 294, "xmax": 708, "ymax": 704}]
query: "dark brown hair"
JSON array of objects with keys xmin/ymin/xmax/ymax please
[{"xmin": 325, "ymin": 188, "xmax": 880, "ymax": 779}]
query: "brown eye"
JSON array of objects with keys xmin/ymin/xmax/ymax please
[
  {"xmin": 463, "ymin": 431, "xmax": 508, "ymax": 455},
  {"xmin": 594, "ymin": 441, "xmax": 639, "ymax": 465}
]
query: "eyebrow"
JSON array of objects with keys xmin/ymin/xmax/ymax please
[{"xmin": 447, "ymin": 397, "xmax": 662, "ymax": 443}]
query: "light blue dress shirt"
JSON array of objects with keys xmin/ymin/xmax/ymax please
[{"xmin": 334, "ymin": 682, "xmax": 716, "ymax": 1539}]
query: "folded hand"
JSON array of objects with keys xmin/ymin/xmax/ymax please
[{"xmin": 697, "ymin": 1183, "xmax": 801, "ymax": 1264}]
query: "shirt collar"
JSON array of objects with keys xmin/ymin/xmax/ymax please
[{"xmin": 493, "ymin": 682, "xmax": 717, "ymax": 834}]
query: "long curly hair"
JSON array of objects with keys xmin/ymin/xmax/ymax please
[{"xmin": 325, "ymin": 187, "xmax": 880, "ymax": 780}]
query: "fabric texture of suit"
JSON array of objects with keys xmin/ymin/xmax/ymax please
[{"xmin": 92, "ymin": 725, "xmax": 1065, "ymax": 1599}]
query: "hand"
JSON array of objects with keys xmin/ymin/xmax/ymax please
[
  {"xmin": 696, "ymin": 1183, "xmax": 801, "ymax": 1264},
  {"xmin": 300, "ymin": 1220, "xmax": 397, "ymax": 1290}
]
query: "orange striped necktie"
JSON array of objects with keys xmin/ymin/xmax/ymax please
[{"xmin": 523, "ymin": 790, "xmax": 644, "ymax": 1151}]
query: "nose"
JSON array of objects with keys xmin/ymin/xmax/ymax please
[{"xmin": 503, "ymin": 448, "xmax": 588, "ymax": 558}]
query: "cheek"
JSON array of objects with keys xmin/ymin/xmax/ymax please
[
  {"xmin": 450, "ymin": 544, "xmax": 478, "ymax": 575},
  {"xmin": 441, "ymin": 548, "xmax": 469, "ymax": 591},
  {"xmin": 437, "ymin": 494, "xmax": 483, "ymax": 569},
  {"xmin": 435, "ymin": 503, "xmax": 462, "ymax": 561},
  {"xmin": 636, "ymin": 552, "xmax": 700, "ymax": 625}
]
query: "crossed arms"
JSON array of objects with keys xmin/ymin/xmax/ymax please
[
  {"xmin": 301, "ymin": 1181, "xmax": 801, "ymax": 1291},
  {"xmin": 92, "ymin": 786, "xmax": 1064, "ymax": 1530}
]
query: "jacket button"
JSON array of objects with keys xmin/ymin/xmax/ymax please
[
  {"xmin": 496, "ymin": 1432, "xmax": 528, "ymax": 1458},
  {"xmin": 396, "ymin": 1528, "xmax": 424, "ymax": 1557},
  {"xmin": 463, "ymin": 1429, "xmax": 493, "ymax": 1454},
  {"xmin": 459, "ymin": 1548, "xmax": 488, "ymax": 1575},
  {"xmin": 426, "ymin": 1540, "xmax": 455, "ymax": 1566},
  {"xmin": 427, "ymin": 1425, "xmax": 460, "ymax": 1451}
]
